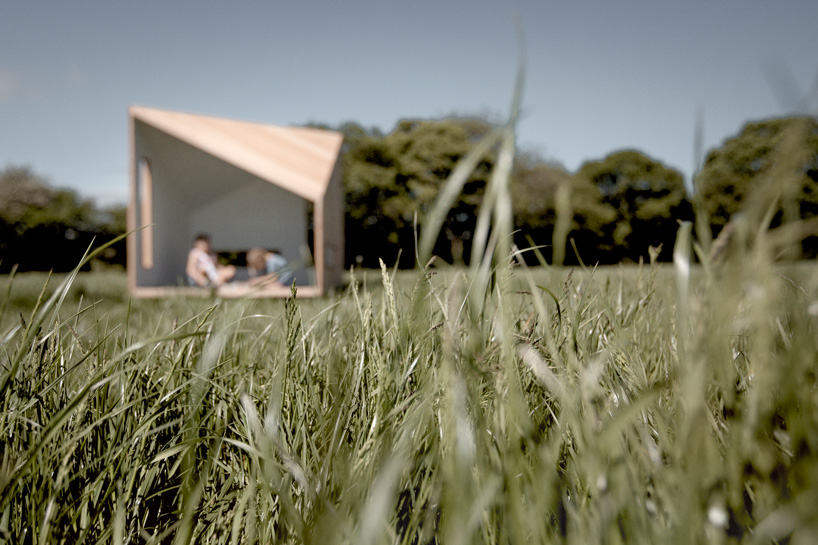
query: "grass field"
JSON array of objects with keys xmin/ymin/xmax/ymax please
[
  {"xmin": 3, "ymin": 103, "xmax": 818, "ymax": 543},
  {"xmin": 1, "ymin": 242, "xmax": 817, "ymax": 544}
]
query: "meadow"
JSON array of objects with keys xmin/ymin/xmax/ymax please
[
  {"xmin": 3, "ymin": 90, "xmax": 818, "ymax": 543},
  {"xmin": 1, "ymin": 240, "xmax": 817, "ymax": 544}
]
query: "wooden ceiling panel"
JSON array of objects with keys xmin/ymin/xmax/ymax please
[{"xmin": 130, "ymin": 106, "xmax": 343, "ymax": 202}]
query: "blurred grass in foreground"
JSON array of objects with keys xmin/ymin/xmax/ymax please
[{"xmin": 0, "ymin": 249, "xmax": 816, "ymax": 543}]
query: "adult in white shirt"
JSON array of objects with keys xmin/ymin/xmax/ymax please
[{"xmin": 246, "ymin": 247, "xmax": 294, "ymax": 286}]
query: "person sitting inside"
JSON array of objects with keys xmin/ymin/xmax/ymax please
[
  {"xmin": 246, "ymin": 247, "xmax": 294, "ymax": 287},
  {"xmin": 186, "ymin": 234, "xmax": 236, "ymax": 287}
]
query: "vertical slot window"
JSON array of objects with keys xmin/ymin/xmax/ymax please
[{"xmin": 138, "ymin": 158, "xmax": 154, "ymax": 269}]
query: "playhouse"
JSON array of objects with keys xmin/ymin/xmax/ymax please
[{"xmin": 127, "ymin": 106, "xmax": 344, "ymax": 297}]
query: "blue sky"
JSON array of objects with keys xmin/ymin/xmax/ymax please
[{"xmin": 1, "ymin": 0, "xmax": 817, "ymax": 205}]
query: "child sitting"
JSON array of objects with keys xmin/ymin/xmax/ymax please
[{"xmin": 186, "ymin": 234, "xmax": 236, "ymax": 287}]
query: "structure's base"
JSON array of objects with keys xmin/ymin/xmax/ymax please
[{"xmin": 129, "ymin": 284, "xmax": 322, "ymax": 299}]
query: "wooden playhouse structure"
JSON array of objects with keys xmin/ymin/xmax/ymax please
[{"xmin": 127, "ymin": 106, "xmax": 344, "ymax": 298}]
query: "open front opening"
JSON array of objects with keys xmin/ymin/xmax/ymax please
[
  {"xmin": 209, "ymin": 204, "xmax": 316, "ymax": 288},
  {"xmin": 132, "ymin": 120, "xmax": 319, "ymax": 296}
]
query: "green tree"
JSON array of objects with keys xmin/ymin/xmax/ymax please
[
  {"xmin": 511, "ymin": 155, "xmax": 573, "ymax": 262},
  {"xmin": 0, "ymin": 167, "xmax": 96, "ymax": 228},
  {"xmin": 574, "ymin": 151, "xmax": 691, "ymax": 262},
  {"xmin": 343, "ymin": 131, "xmax": 402, "ymax": 267},
  {"xmin": 697, "ymin": 116, "xmax": 818, "ymax": 236},
  {"xmin": 343, "ymin": 118, "xmax": 495, "ymax": 267},
  {"xmin": 0, "ymin": 166, "xmax": 126, "ymax": 271},
  {"xmin": 511, "ymin": 155, "xmax": 569, "ymax": 231}
]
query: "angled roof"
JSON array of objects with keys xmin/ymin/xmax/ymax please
[{"xmin": 130, "ymin": 105, "xmax": 344, "ymax": 202}]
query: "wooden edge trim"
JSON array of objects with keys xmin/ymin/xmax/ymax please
[{"xmin": 130, "ymin": 284, "xmax": 323, "ymax": 299}]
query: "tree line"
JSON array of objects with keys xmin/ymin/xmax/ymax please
[
  {"xmin": 340, "ymin": 114, "xmax": 818, "ymax": 267},
  {"xmin": 0, "ymin": 167, "xmax": 125, "ymax": 273},
  {"xmin": 1, "ymin": 115, "xmax": 816, "ymax": 272}
]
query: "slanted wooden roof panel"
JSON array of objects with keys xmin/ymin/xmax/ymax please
[{"xmin": 130, "ymin": 106, "xmax": 343, "ymax": 202}]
